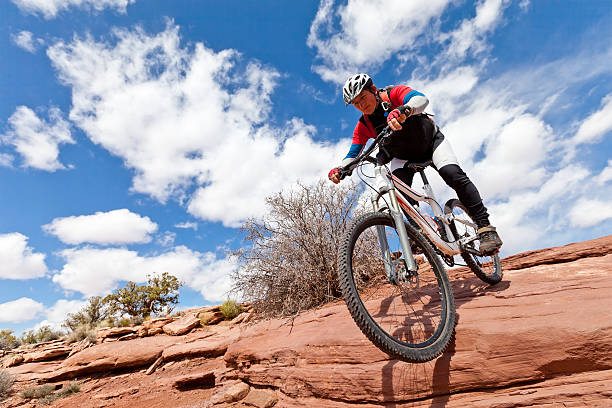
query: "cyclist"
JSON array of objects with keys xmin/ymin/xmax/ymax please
[{"xmin": 328, "ymin": 73, "xmax": 502, "ymax": 255}]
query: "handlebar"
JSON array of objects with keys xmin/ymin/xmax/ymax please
[{"xmin": 338, "ymin": 105, "xmax": 413, "ymax": 178}]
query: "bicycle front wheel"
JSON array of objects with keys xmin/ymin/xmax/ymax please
[
  {"xmin": 444, "ymin": 199, "xmax": 503, "ymax": 285},
  {"xmin": 338, "ymin": 212, "xmax": 456, "ymax": 363}
]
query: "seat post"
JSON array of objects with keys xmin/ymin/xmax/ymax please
[{"xmin": 419, "ymin": 169, "xmax": 429, "ymax": 186}]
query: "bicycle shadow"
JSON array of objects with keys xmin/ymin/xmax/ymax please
[{"xmin": 380, "ymin": 277, "xmax": 510, "ymax": 407}]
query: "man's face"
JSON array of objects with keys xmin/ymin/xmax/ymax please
[{"xmin": 352, "ymin": 88, "xmax": 377, "ymax": 115}]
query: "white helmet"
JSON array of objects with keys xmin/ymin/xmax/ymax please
[{"xmin": 342, "ymin": 73, "xmax": 373, "ymax": 105}]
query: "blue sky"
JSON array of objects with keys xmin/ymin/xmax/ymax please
[{"xmin": 1, "ymin": 0, "xmax": 611, "ymax": 335}]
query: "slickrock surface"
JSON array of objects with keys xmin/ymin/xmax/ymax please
[{"xmin": 1, "ymin": 235, "xmax": 611, "ymax": 407}]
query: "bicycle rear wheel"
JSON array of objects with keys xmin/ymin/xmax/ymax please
[
  {"xmin": 338, "ymin": 212, "xmax": 456, "ymax": 362},
  {"xmin": 444, "ymin": 199, "xmax": 503, "ymax": 285}
]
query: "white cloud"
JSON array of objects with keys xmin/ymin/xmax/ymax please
[
  {"xmin": 597, "ymin": 160, "xmax": 612, "ymax": 185},
  {"xmin": 32, "ymin": 299, "xmax": 87, "ymax": 331},
  {"xmin": 43, "ymin": 208, "xmax": 158, "ymax": 245},
  {"xmin": 0, "ymin": 233, "xmax": 48, "ymax": 279},
  {"xmin": 11, "ymin": 0, "xmax": 135, "ymax": 19},
  {"xmin": 157, "ymin": 231, "xmax": 176, "ymax": 247},
  {"xmin": 472, "ymin": 114, "xmax": 554, "ymax": 199},
  {"xmin": 307, "ymin": 0, "xmax": 452, "ymax": 83},
  {"xmin": 307, "ymin": 0, "xmax": 511, "ymax": 84},
  {"xmin": 439, "ymin": 0, "xmax": 510, "ymax": 61},
  {"xmin": 0, "ymin": 297, "xmax": 44, "ymax": 323},
  {"xmin": 11, "ymin": 30, "xmax": 43, "ymax": 53},
  {"xmin": 569, "ymin": 198, "xmax": 612, "ymax": 228},
  {"xmin": 53, "ymin": 245, "xmax": 235, "ymax": 302},
  {"xmin": 571, "ymin": 93, "xmax": 612, "ymax": 146},
  {"xmin": 174, "ymin": 221, "xmax": 198, "ymax": 230},
  {"xmin": 0, "ymin": 153, "xmax": 14, "ymax": 167},
  {"xmin": 1, "ymin": 106, "xmax": 74, "ymax": 171},
  {"xmin": 47, "ymin": 24, "xmax": 346, "ymax": 227}
]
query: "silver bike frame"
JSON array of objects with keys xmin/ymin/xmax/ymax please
[{"xmin": 370, "ymin": 164, "xmax": 479, "ymax": 262}]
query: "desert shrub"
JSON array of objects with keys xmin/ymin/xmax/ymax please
[
  {"xmin": 63, "ymin": 296, "xmax": 108, "ymax": 331},
  {"xmin": 20, "ymin": 384, "xmax": 55, "ymax": 399},
  {"xmin": 219, "ymin": 300, "xmax": 243, "ymax": 320},
  {"xmin": 0, "ymin": 330, "xmax": 21, "ymax": 351},
  {"xmin": 0, "ymin": 370, "xmax": 14, "ymax": 399},
  {"xmin": 65, "ymin": 324, "xmax": 96, "ymax": 344},
  {"xmin": 199, "ymin": 312, "xmax": 212, "ymax": 326},
  {"xmin": 97, "ymin": 318, "xmax": 116, "ymax": 328},
  {"xmin": 56, "ymin": 381, "xmax": 81, "ymax": 398},
  {"xmin": 103, "ymin": 272, "xmax": 182, "ymax": 319},
  {"xmin": 21, "ymin": 326, "xmax": 63, "ymax": 345},
  {"xmin": 117, "ymin": 317, "xmax": 132, "ymax": 327},
  {"xmin": 20, "ymin": 381, "xmax": 80, "ymax": 405},
  {"xmin": 232, "ymin": 180, "xmax": 364, "ymax": 317}
]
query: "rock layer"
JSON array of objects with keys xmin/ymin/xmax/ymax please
[{"xmin": 2, "ymin": 235, "xmax": 610, "ymax": 408}]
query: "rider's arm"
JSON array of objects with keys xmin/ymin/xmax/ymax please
[
  {"xmin": 390, "ymin": 85, "xmax": 429, "ymax": 116},
  {"xmin": 341, "ymin": 120, "xmax": 376, "ymax": 166}
]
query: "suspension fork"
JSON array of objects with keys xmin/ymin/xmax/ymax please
[{"xmin": 372, "ymin": 167, "xmax": 418, "ymax": 282}]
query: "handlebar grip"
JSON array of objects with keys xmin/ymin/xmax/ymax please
[
  {"xmin": 338, "ymin": 167, "xmax": 352, "ymax": 179},
  {"xmin": 398, "ymin": 104, "xmax": 412, "ymax": 115}
]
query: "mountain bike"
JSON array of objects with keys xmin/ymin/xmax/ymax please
[{"xmin": 336, "ymin": 117, "xmax": 502, "ymax": 363}]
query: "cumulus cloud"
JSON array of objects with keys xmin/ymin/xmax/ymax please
[
  {"xmin": 53, "ymin": 245, "xmax": 235, "ymax": 302},
  {"xmin": 11, "ymin": 30, "xmax": 43, "ymax": 53},
  {"xmin": 0, "ymin": 297, "xmax": 44, "ymax": 323},
  {"xmin": 11, "ymin": 0, "xmax": 135, "ymax": 19},
  {"xmin": 1, "ymin": 106, "xmax": 73, "ymax": 171},
  {"xmin": 307, "ymin": 0, "xmax": 453, "ymax": 83},
  {"xmin": 47, "ymin": 23, "xmax": 346, "ymax": 227},
  {"xmin": 571, "ymin": 93, "xmax": 612, "ymax": 146},
  {"xmin": 43, "ymin": 208, "xmax": 158, "ymax": 245},
  {"xmin": 32, "ymin": 299, "xmax": 87, "ymax": 330},
  {"xmin": 438, "ymin": 0, "xmax": 510, "ymax": 61},
  {"xmin": 569, "ymin": 198, "xmax": 612, "ymax": 228},
  {"xmin": 0, "ymin": 233, "xmax": 48, "ymax": 279}
]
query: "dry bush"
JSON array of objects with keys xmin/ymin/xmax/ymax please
[
  {"xmin": 0, "ymin": 370, "xmax": 14, "ymax": 399},
  {"xmin": 65, "ymin": 324, "xmax": 97, "ymax": 344},
  {"xmin": 0, "ymin": 330, "xmax": 21, "ymax": 351},
  {"xmin": 231, "ymin": 180, "xmax": 365, "ymax": 317}
]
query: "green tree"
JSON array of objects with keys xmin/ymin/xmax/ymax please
[
  {"xmin": 103, "ymin": 273, "xmax": 182, "ymax": 319},
  {"xmin": 142, "ymin": 272, "xmax": 181, "ymax": 316},
  {"xmin": 103, "ymin": 281, "xmax": 145, "ymax": 318},
  {"xmin": 63, "ymin": 296, "xmax": 108, "ymax": 331}
]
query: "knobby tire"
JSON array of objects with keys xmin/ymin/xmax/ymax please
[{"xmin": 338, "ymin": 212, "xmax": 456, "ymax": 363}]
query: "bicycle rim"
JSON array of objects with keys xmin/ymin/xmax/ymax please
[{"xmin": 339, "ymin": 212, "xmax": 455, "ymax": 362}]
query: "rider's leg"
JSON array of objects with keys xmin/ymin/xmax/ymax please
[
  {"xmin": 437, "ymin": 164, "xmax": 489, "ymax": 226},
  {"xmin": 432, "ymin": 136, "xmax": 502, "ymax": 254},
  {"xmin": 437, "ymin": 164, "xmax": 502, "ymax": 254}
]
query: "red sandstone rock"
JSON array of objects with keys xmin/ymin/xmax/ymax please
[
  {"xmin": 143, "ymin": 317, "xmax": 173, "ymax": 330},
  {"xmin": 1, "ymin": 235, "xmax": 609, "ymax": 408},
  {"xmin": 40, "ymin": 335, "xmax": 179, "ymax": 381},
  {"xmin": 162, "ymin": 314, "xmax": 200, "ymax": 335},
  {"xmin": 243, "ymin": 388, "xmax": 279, "ymax": 408},
  {"xmin": 96, "ymin": 327, "xmax": 136, "ymax": 339},
  {"xmin": 2, "ymin": 354, "xmax": 24, "ymax": 368},
  {"xmin": 223, "ymin": 381, "xmax": 250, "ymax": 402},
  {"xmin": 22, "ymin": 346, "xmax": 72, "ymax": 363}
]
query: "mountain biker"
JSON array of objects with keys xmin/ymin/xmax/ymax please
[{"xmin": 328, "ymin": 73, "xmax": 502, "ymax": 255}]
